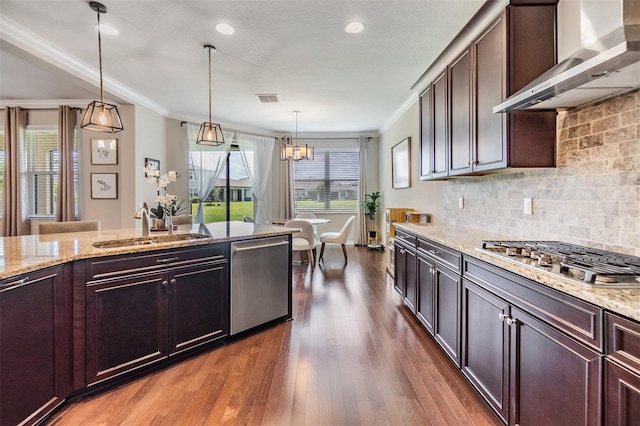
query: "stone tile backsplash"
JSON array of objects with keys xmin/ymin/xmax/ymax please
[{"xmin": 444, "ymin": 89, "xmax": 640, "ymax": 256}]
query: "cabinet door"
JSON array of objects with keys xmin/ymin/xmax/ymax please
[
  {"xmin": 416, "ymin": 253, "xmax": 435, "ymax": 335},
  {"xmin": 510, "ymin": 307, "xmax": 602, "ymax": 426},
  {"xmin": 434, "ymin": 264, "xmax": 461, "ymax": 366},
  {"xmin": 461, "ymin": 279, "xmax": 509, "ymax": 423},
  {"xmin": 473, "ymin": 15, "xmax": 507, "ymax": 172},
  {"xmin": 605, "ymin": 360, "xmax": 640, "ymax": 425},
  {"xmin": 0, "ymin": 266, "xmax": 72, "ymax": 425},
  {"xmin": 394, "ymin": 243, "xmax": 407, "ymax": 297},
  {"xmin": 449, "ymin": 47, "xmax": 473, "ymax": 176},
  {"xmin": 404, "ymin": 246, "xmax": 417, "ymax": 313},
  {"xmin": 85, "ymin": 273, "xmax": 168, "ymax": 384},
  {"xmin": 169, "ymin": 262, "xmax": 229, "ymax": 355},
  {"xmin": 432, "ymin": 71, "xmax": 448, "ymax": 178},
  {"xmin": 419, "ymin": 87, "xmax": 433, "ymax": 180}
]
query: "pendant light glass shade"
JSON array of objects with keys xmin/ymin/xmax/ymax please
[
  {"xmin": 295, "ymin": 143, "xmax": 314, "ymax": 161},
  {"xmin": 81, "ymin": 2, "xmax": 124, "ymax": 133},
  {"xmin": 280, "ymin": 138, "xmax": 295, "ymax": 161},
  {"xmin": 196, "ymin": 45, "xmax": 225, "ymax": 146}
]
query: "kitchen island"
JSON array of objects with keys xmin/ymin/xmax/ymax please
[
  {"xmin": 392, "ymin": 222, "xmax": 640, "ymax": 425},
  {"xmin": 0, "ymin": 221, "xmax": 295, "ymax": 425}
]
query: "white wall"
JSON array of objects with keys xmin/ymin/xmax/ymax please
[{"xmin": 378, "ymin": 100, "xmax": 446, "ymax": 242}]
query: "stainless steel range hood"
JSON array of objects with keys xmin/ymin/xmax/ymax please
[{"xmin": 494, "ymin": 0, "xmax": 640, "ymax": 113}]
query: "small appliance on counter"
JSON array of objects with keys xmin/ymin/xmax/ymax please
[{"xmin": 478, "ymin": 240, "xmax": 640, "ymax": 288}]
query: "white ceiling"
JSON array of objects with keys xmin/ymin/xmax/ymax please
[{"xmin": 0, "ymin": 0, "xmax": 485, "ymax": 134}]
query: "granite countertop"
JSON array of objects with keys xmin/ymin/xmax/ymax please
[
  {"xmin": 394, "ymin": 223, "xmax": 640, "ymax": 322},
  {"xmin": 0, "ymin": 221, "xmax": 293, "ymax": 281}
]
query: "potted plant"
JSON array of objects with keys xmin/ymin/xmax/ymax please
[{"xmin": 362, "ymin": 191, "xmax": 381, "ymax": 243}]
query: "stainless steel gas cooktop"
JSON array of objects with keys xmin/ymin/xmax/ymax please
[{"xmin": 477, "ymin": 240, "xmax": 640, "ymax": 289}]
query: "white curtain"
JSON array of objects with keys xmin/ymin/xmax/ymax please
[
  {"xmin": 236, "ymin": 133, "xmax": 275, "ymax": 224},
  {"xmin": 355, "ymin": 136, "xmax": 368, "ymax": 245},
  {"xmin": 187, "ymin": 123, "xmax": 233, "ymax": 223},
  {"xmin": 3, "ymin": 107, "xmax": 29, "ymax": 236}
]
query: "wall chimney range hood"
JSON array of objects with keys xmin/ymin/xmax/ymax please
[{"xmin": 494, "ymin": 0, "xmax": 640, "ymax": 113}]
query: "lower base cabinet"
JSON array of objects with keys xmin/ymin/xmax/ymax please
[
  {"xmin": 0, "ymin": 266, "xmax": 73, "ymax": 425},
  {"xmin": 84, "ymin": 245, "xmax": 229, "ymax": 385},
  {"xmin": 434, "ymin": 264, "xmax": 461, "ymax": 366},
  {"xmin": 605, "ymin": 360, "xmax": 640, "ymax": 424}
]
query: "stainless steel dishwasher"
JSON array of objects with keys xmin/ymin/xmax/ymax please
[{"xmin": 230, "ymin": 236, "xmax": 290, "ymax": 335}]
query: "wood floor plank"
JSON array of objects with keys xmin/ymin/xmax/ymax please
[{"xmin": 48, "ymin": 245, "xmax": 501, "ymax": 426}]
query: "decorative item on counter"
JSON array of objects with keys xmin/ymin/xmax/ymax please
[
  {"xmin": 405, "ymin": 211, "xmax": 430, "ymax": 225},
  {"xmin": 143, "ymin": 163, "xmax": 184, "ymax": 231},
  {"xmin": 362, "ymin": 191, "xmax": 383, "ymax": 249}
]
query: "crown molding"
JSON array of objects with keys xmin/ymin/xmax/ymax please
[
  {"xmin": 379, "ymin": 91, "xmax": 419, "ymax": 135},
  {"xmin": 0, "ymin": 15, "xmax": 169, "ymax": 116}
]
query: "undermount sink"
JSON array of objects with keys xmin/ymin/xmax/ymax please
[{"xmin": 92, "ymin": 233, "xmax": 212, "ymax": 249}]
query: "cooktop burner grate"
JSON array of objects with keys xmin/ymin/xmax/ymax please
[{"xmin": 479, "ymin": 240, "xmax": 640, "ymax": 287}]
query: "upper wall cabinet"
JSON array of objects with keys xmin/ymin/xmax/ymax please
[{"xmin": 420, "ymin": 1, "xmax": 557, "ymax": 180}]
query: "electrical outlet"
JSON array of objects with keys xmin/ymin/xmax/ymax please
[
  {"xmin": 524, "ymin": 198, "xmax": 533, "ymax": 215},
  {"xmin": 459, "ymin": 197, "xmax": 464, "ymax": 209}
]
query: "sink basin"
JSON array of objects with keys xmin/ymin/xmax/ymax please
[{"xmin": 92, "ymin": 233, "xmax": 212, "ymax": 249}]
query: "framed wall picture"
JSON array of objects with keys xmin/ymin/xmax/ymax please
[
  {"xmin": 392, "ymin": 137, "xmax": 410, "ymax": 189},
  {"xmin": 91, "ymin": 173, "xmax": 118, "ymax": 199},
  {"xmin": 144, "ymin": 158, "xmax": 160, "ymax": 177},
  {"xmin": 91, "ymin": 138, "xmax": 118, "ymax": 165}
]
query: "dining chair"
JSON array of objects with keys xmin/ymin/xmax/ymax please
[
  {"xmin": 318, "ymin": 215, "xmax": 356, "ymax": 263},
  {"xmin": 171, "ymin": 215, "xmax": 192, "ymax": 225},
  {"xmin": 39, "ymin": 220, "xmax": 101, "ymax": 234},
  {"xmin": 243, "ymin": 216, "xmax": 255, "ymax": 223},
  {"xmin": 295, "ymin": 212, "xmax": 316, "ymax": 219},
  {"xmin": 284, "ymin": 219, "xmax": 315, "ymax": 269}
]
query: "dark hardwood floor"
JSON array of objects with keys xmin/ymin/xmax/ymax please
[{"xmin": 48, "ymin": 245, "xmax": 501, "ymax": 425}]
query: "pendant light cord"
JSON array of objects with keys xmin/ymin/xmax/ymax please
[
  {"xmin": 207, "ymin": 45, "xmax": 213, "ymax": 125},
  {"xmin": 96, "ymin": 7, "xmax": 104, "ymax": 104}
]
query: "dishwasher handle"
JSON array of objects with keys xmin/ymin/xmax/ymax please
[{"xmin": 232, "ymin": 240, "xmax": 289, "ymax": 253}]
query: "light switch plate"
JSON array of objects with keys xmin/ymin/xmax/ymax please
[
  {"xmin": 524, "ymin": 198, "xmax": 533, "ymax": 215},
  {"xmin": 459, "ymin": 197, "xmax": 464, "ymax": 209}
]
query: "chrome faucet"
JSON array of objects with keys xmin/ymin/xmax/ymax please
[{"xmin": 134, "ymin": 202, "xmax": 151, "ymax": 236}]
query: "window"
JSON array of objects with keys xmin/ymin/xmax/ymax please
[
  {"xmin": 24, "ymin": 128, "xmax": 78, "ymax": 217},
  {"xmin": 293, "ymin": 141, "xmax": 360, "ymax": 213}
]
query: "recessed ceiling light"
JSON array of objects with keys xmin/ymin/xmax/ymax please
[
  {"xmin": 345, "ymin": 21, "xmax": 364, "ymax": 34},
  {"xmin": 97, "ymin": 24, "xmax": 118, "ymax": 35},
  {"xmin": 216, "ymin": 23, "xmax": 235, "ymax": 35}
]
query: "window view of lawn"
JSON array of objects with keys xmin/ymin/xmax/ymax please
[{"xmin": 191, "ymin": 202, "xmax": 254, "ymax": 222}]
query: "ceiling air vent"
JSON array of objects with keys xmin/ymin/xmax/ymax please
[{"xmin": 256, "ymin": 94, "xmax": 279, "ymax": 103}]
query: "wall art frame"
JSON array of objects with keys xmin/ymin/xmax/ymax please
[
  {"xmin": 144, "ymin": 157, "xmax": 160, "ymax": 177},
  {"xmin": 90, "ymin": 138, "xmax": 118, "ymax": 165},
  {"xmin": 91, "ymin": 173, "xmax": 118, "ymax": 199},
  {"xmin": 392, "ymin": 137, "xmax": 411, "ymax": 189}
]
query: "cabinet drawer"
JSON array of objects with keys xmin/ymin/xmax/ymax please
[
  {"xmin": 86, "ymin": 244, "xmax": 227, "ymax": 280},
  {"xmin": 394, "ymin": 230, "xmax": 417, "ymax": 248},
  {"xmin": 418, "ymin": 238, "xmax": 461, "ymax": 273},
  {"xmin": 464, "ymin": 256, "xmax": 603, "ymax": 351},
  {"xmin": 606, "ymin": 312, "xmax": 640, "ymax": 374}
]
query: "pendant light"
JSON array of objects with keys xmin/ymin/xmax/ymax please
[
  {"xmin": 80, "ymin": 2, "xmax": 124, "ymax": 133},
  {"xmin": 293, "ymin": 111, "xmax": 313, "ymax": 161},
  {"xmin": 196, "ymin": 45, "xmax": 225, "ymax": 146},
  {"xmin": 280, "ymin": 137, "xmax": 295, "ymax": 161}
]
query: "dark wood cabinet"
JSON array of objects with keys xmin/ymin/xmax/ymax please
[
  {"xmin": 473, "ymin": 7, "xmax": 556, "ymax": 172},
  {"xmin": 433, "ymin": 263, "xmax": 461, "ymax": 366},
  {"xmin": 605, "ymin": 312, "xmax": 640, "ymax": 425},
  {"xmin": 419, "ymin": 1, "xmax": 557, "ymax": 180},
  {"xmin": 509, "ymin": 307, "xmax": 602, "ymax": 426},
  {"xmin": 0, "ymin": 265, "xmax": 73, "ymax": 426},
  {"xmin": 416, "ymin": 253, "xmax": 435, "ymax": 335},
  {"xmin": 462, "ymin": 279, "xmax": 509, "ymax": 423},
  {"xmin": 394, "ymin": 232, "xmax": 417, "ymax": 312},
  {"xmin": 419, "ymin": 86, "xmax": 433, "ymax": 180},
  {"xmin": 432, "ymin": 71, "xmax": 448, "ymax": 179},
  {"xmin": 84, "ymin": 245, "xmax": 228, "ymax": 385},
  {"xmin": 449, "ymin": 47, "xmax": 473, "ymax": 176}
]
